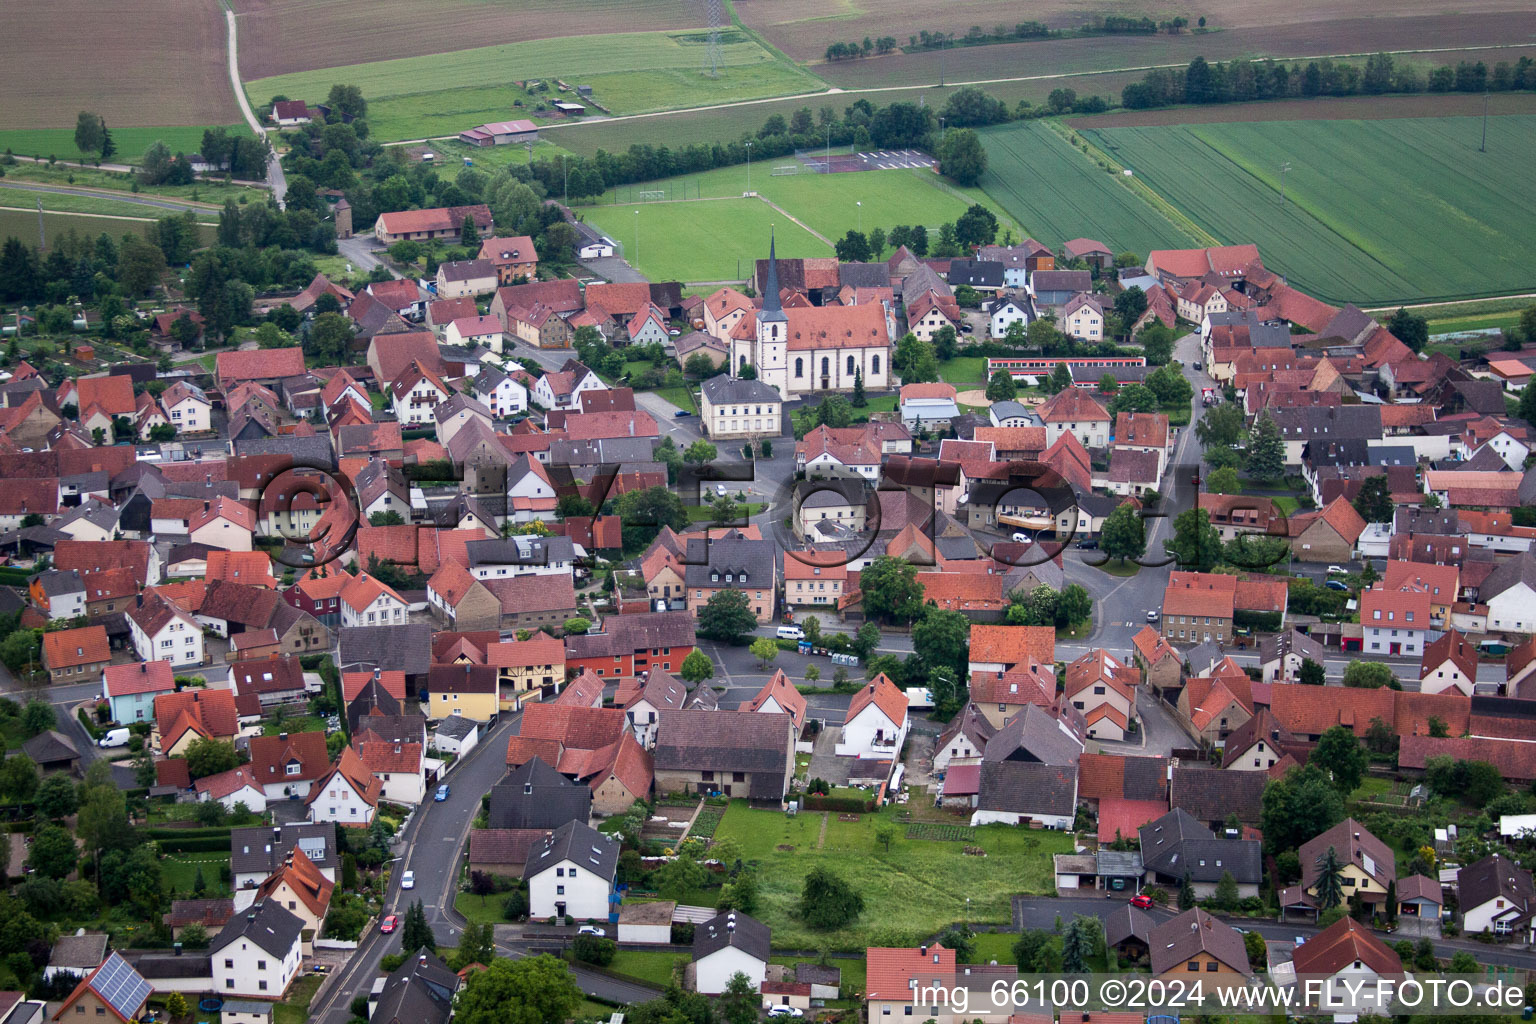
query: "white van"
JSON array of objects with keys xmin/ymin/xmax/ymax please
[
  {"xmin": 775, "ymin": 625, "xmax": 805, "ymax": 641},
  {"xmin": 98, "ymin": 728, "xmax": 131, "ymax": 748}
]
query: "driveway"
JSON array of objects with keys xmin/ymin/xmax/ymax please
[
  {"xmin": 1093, "ymin": 690, "xmax": 1190, "ymax": 757},
  {"xmin": 579, "ymin": 256, "xmax": 647, "ymax": 283},
  {"xmin": 806, "ymin": 726, "xmax": 851, "ymax": 787}
]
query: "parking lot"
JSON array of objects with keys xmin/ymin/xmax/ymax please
[{"xmin": 857, "ymin": 149, "xmax": 936, "ymax": 169}]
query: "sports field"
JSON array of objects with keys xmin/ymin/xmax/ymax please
[
  {"xmin": 975, "ymin": 121, "xmax": 1203, "ymax": 255},
  {"xmin": 1080, "ymin": 115, "xmax": 1536, "ymax": 304},
  {"xmin": 590, "ymin": 163, "xmax": 1020, "ymax": 246},
  {"xmin": 579, "ymin": 198, "xmax": 830, "ymax": 283},
  {"xmin": 247, "ymin": 30, "xmax": 824, "ymax": 144}
]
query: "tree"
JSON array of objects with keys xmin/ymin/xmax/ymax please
[
  {"xmin": 1061, "ymin": 916, "xmax": 1095, "ymax": 973},
  {"xmin": 1243, "ymin": 930, "xmax": 1267, "ymax": 971},
  {"xmin": 184, "ymin": 738, "xmax": 239, "ymax": 779},
  {"xmin": 911, "ymin": 607, "xmax": 970, "ymax": 675},
  {"xmin": 572, "ymin": 934, "xmax": 618, "ymax": 967},
  {"xmin": 1099, "ymin": 502, "xmax": 1146, "ymax": 565},
  {"xmin": 850, "ymin": 367, "xmax": 867, "ymax": 408},
  {"xmin": 858, "ymin": 556, "xmax": 924, "ymax": 624},
  {"xmin": 1196, "ymin": 401, "xmax": 1245, "ymax": 453},
  {"xmin": 1054, "ymin": 584, "xmax": 1093, "ymax": 628},
  {"xmin": 99, "ymin": 121, "xmax": 115, "ymax": 162},
  {"xmin": 893, "ymin": 333, "xmax": 939, "ymax": 384},
  {"xmin": 1298, "ymin": 658, "xmax": 1326, "ymax": 686},
  {"xmin": 1387, "ymin": 307, "xmax": 1429, "ymax": 352},
  {"xmin": 562, "ymin": 617, "xmax": 591, "ymax": 635},
  {"xmin": 74, "ymin": 112, "xmax": 105, "ymax": 157},
  {"xmin": 34, "ymin": 774, "xmax": 77, "ymax": 820},
  {"xmin": 460, "ymin": 214, "xmax": 481, "ymax": 248},
  {"xmin": 27, "ymin": 824, "xmax": 77, "ymax": 880},
  {"xmin": 1260, "ymin": 764, "xmax": 1345, "ymax": 854},
  {"xmin": 454, "ymin": 954, "xmax": 582, "ymax": 1024},
  {"xmin": 1314, "ymin": 845, "xmax": 1346, "ymax": 909},
  {"xmin": 697, "ymin": 589, "xmax": 758, "ymax": 644},
  {"xmin": 868, "ymin": 227, "xmax": 886, "ymax": 258},
  {"xmin": 19, "ymin": 700, "xmax": 53, "ymax": 737},
  {"xmin": 1045, "ymin": 362, "xmax": 1074, "ymax": 395},
  {"xmin": 614, "ymin": 486, "xmax": 688, "ymax": 550},
  {"xmin": 954, "ymin": 204, "xmax": 999, "ymax": 248},
  {"xmin": 1205, "ymin": 466, "xmax": 1241, "ymax": 495},
  {"xmin": 985, "ymin": 369, "xmax": 1018, "ymax": 401},
  {"xmin": 166, "ymin": 993, "xmax": 189, "ymax": 1020},
  {"xmin": 1342, "ymin": 660, "xmax": 1397, "ymax": 690},
  {"xmin": 1145, "ymin": 363, "xmax": 1193, "ymax": 408},
  {"xmin": 834, "ymin": 230, "xmax": 871, "ymax": 263},
  {"xmin": 654, "ymin": 855, "xmax": 707, "ymax": 898},
  {"xmin": 1311, "ymin": 725, "xmax": 1367, "ymax": 794},
  {"xmin": 307, "ymin": 310, "xmax": 355, "ymax": 364},
  {"xmin": 1352, "ymin": 475, "xmax": 1394, "ymax": 524},
  {"xmin": 800, "ymin": 867, "xmax": 864, "ymax": 929},
  {"xmin": 936, "ymin": 129, "xmax": 988, "ymax": 186},
  {"xmin": 116, "ymin": 234, "xmax": 167, "ymax": 295},
  {"xmin": 874, "ymin": 823, "xmax": 895, "ymax": 853},
  {"xmin": 1012, "ymin": 930, "xmax": 1054, "ymax": 972},
  {"xmin": 679, "ymin": 649, "xmax": 714, "ymax": 684},
  {"xmin": 852, "ymin": 622, "xmax": 881, "ymax": 659},
  {"xmin": 1246, "ymin": 414, "xmax": 1286, "ymax": 482},
  {"xmin": 720, "ymin": 972, "xmax": 758, "ymax": 1024},
  {"xmin": 1448, "ymin": 950, "xmax": 1479, "ymax": 974},
  {"xmin": 1113, "ymin": 287, "xmax": 1148, "ymax": 326},
  {"xmin": 748, "ymin": 636, "xmax": 778, "ymax": 669},
  {"xmin": 1139, "ymin": 323, "xmax": 1175, "ymax": 365},
  {"xmin": 1165, "ymin": 507, "xmax": 1222, "ymax": 572},
  {"xmin": 401, "ymin": 900, "xmax": 434, "ymax": 952},
  {"xmin": 1211, "ymin": 870, "xmax": 1240, "ymax": 911},
  {"xmin": 683, "ymin": 440, "xmax": 718, "ymax": 465},
  {"xmin": 1178, "ymin": 873, "xmax": 1195, "ymax": 910}
]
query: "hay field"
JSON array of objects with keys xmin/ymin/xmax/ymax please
[
  {"xmin": 0, "ymin": 0, "xmax": 238, "ymax": 129},
  {"xmin": 248, "ymin": 30, "xmax": 824, "ymax": 143},
  {"xmin": 579, "ymin": 198, "xmax": 830, "ymax": 283},
  {"xmin": 1081, "ymin": 115, "xmax": 1536, "ymax": 304},
  {"xmin": 975, "ymin": 121, "xmax": 1201, "ymax": 255},
  {"xmin": 232, "ymin": 0, "xmax": 707, "ymax": 80}
]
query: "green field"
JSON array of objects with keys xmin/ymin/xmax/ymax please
[
  {"xmin": 592, "ymin": 163, "xmax": 1020, "ymax": 245},
  {"xmin": 582, "ymin": 198, "xmax": 829, "ymax": 282},
  {"xmin": 0, "ymin": 208, "xmax": 217, "ymax": 247},
  {"xmin": 1079, "ymin": 116, "xmax": 1536, "ymax": 305},
  {"xmin": 976, "ymin": 121, "xmax": 1203, "ymax": 255},
  {"xmin": 249, "ymin": 31, "xmax": 824, "ymax": 144},
  {"xmin": 0, "ymin": 125, "xmax": 249, "ymax": 164},
  {"xmin": 708, "ymin": 798, "xmax": 1069, "ymax": 949},
  {"xmin": 0, "ymin": 187, "xmax": 220, "ymax": 222}
]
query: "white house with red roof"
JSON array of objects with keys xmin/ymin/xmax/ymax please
[
  {"xmin": 444, "ymin": 315, "xmax": 505, "ymax": 350},
  {"xmin": 1361, "ymin": 582, "xmax": 1432, "ymax": 657},
  {"xmin": 127, "ymin": 591, "xmax": 204, "ymax": 668},
  {"xmin": 161, "ymin": 381, "xmax": 212, "ymax": 434},
  {"xmin": 249, "ymin": 731, "xmax": 330, "ymax": 800},
  {"xmin": 508, "ymin": 454, "xmax": 558, "ymax": 522},
  {"xmin": 1037, "ymin": 388, "xmax": 1111, "ymax": 449},
  {"xmin": 835, "ymin": 674, "xmax": 909, "ymax": 758},
  {"xmin": 338, "ymin": 572, "xmax": 409, "ymax": 628},
  {"xmin": 195, "ymin": 764, "xmax": 267, "ymax": 813},
  {"xmin": 104, "ymin": 659, "xmax": 176, "ymax": 724},
  {"xmin": 627, "ymin": 303, "xmax": 670, "ymax": 346},
  {"xmin": 305, "ymin": 746, "xmax": 380, "ymax": 827},
  {"xmin": 188, "ymin": 497, "xmax": 256, "ymax": 552},
  {"xmin": 391, "ymin": 360, "xmax": 454, "ymax": 428},
  {"xmin": 534, "ymin": 362, "xmax": 606, "ymax": 410},
  {"xmin": 741, "ymin": 670, "xmax": 808, "ymax": 732}
]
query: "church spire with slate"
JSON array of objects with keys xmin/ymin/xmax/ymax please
[{"xmin": 759, "ymin": 232, "xmax": 786, "ymax": 323}]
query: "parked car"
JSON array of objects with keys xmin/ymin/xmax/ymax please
[
  {"xmin": 1146, "ymin": 610, "xmax": 1160, "ymax": 622},
  {"xmin": 1324, "ymin": 580, "xmax": 1350, "ymax": 592},
  {"xmin": 401, "ymin": 870, "xmax": 415, "ymax": 890},
  {"xmin": 1011, "ymin": 532, "xmax": 1031, "ymax": 543},
  {"xmin": 674, "ymin": 409, "xmax": 693, "ymax": 418},
  {"xmin": 1077, "ymin": 538, "xmax": 1098, "ymax": 550},
  {"xmin": 767, "ymin": 1009, "xmax": 804, "ymax": 1019},
  {"xmin": 776, "ymin": 625, "xmax": 805, "ymax": 641},
  {"xmin": 435, "ymin": 784, "xmax": 450, "ymax": 802},
  {"xmin": 381, "ymin": 915, "xmax": 399, "ymax": 933},
  {"xmin": 98, "ymin": 728, "xmax": 130, "ymax": 749},
  {"xmin": 1130, "ymin": 893, "xmax": 1155, "ymax": 909},
  {"xmin": 577, "ymin": 925, "xmax": 606, "ymax": 936},
  {"xmin": 1327, "ymin": 565, "xmax": 1347, "ymax": 575},
  {"xmin": 715, "ymin": 483, "xmax": 728, "ymax": 497}
]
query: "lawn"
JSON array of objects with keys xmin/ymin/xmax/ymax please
[
  {"xmin": 652, "ymin": 386, "xmax": 696, "ymax": 412},
  {"xmin": 582, "ymin": 198, "xmax": 829, "ymax": 283},
  {"xmin": 970, "ymin": 931, "xmax": 1019, "ymax": 966},
  {"xmin": 712, "ymin": 797, "xmax": 1070, "ymax": 949},
  {"xmin": 274, "ymin": 973, "xmax": 323, "ymax": 1024},
  {"xmin": 455, "ymin": 890, "xmax": 510, "ymax": 927},
  {"xmin": 163, "ymin": 853, "xmax": 232, "ymax": 898},
  {"xmin": 606, "ymin": 949, "xmax": 685, "ymax": 987},
  {"xmin": 262, "ymin": 715, "xmax": 327, "ymax": 736},
  {"xmin": 0, "ymin": 126, "xmax": 242, "ymax": 163},
  {"xmin": 1079, "ymin": 116, "xmax": 1536, "ymax": 305},
  {"xmin": 684, "ymin": 501, "xmax": 766, "ymax": 523},
  {"xmin": 0, "ymin": 158, "xmax": 258, "ymax": 203},
  {"xmin": 248, "ymin": 30, "xmax": 823, "ymax": 144},
  {"xmin": 584, "ymin": 163, "xmax": 1020, "ymax": 254},
  {"xmin": 1272, "ymin": 496, "xmax": 1301, "ymax": 516},
  {"xmin": 1425, "ymin": 311, "xmax": 1522, "ymax": 335},
  {"xmin": 976, "ymin": 121, "xmax": 1204, "ymax": 255},
  {"xmin": 939, "ymin": 355, "xmax": 989, "ymax": 385}
]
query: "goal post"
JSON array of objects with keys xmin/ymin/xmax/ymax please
[
  {"xmin": 771, "ymin": 164, "xmax": 799, "ymax": 176},
  {"xmin": 638, "ymin": 190, "xmax": 665, "ymax": 202}
]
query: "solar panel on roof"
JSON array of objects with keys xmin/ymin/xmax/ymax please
[{"xmin": 93, "ymin": 952, "xmax": 151, "ymax": 1020}]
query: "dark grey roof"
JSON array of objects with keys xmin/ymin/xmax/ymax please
[
  {"xmin": 900, "ymin": 263, "xmax": 951, "ymax": 301},
  {"xmin": 988, "ymin": 400, "xmax": 1031, "ymax": 424},
  {"xmin": 490, "ymin": 758, "xmax": 592, "ymax": 830},
  {"xmin": 1208, "ymin": 309, "xmax": 1292, "ymax": 348},
  {"xmin": 438, "ymin": 258, "xmax": 495, "ymax": 283},
  {"xmin": 1482, "ymin": 550, "xmax": 1536, "ymax": 603},
  {"xmin": 947, "ymin": 259, "xmax": 1004, "ymax": 289},
  {"xmin": 983, "ymin": 704, "xmax": 1083, "ymax": 766},
  {"xmin": 683, "ymin": 535, "xmax": 775, "ymax": 588},
  {"xmin": 839, "ymin": 262, "xmax": 890, "ymax": 289},
  {"xmin": 30, "ymin": 569, "xmax": 83, "ymax": 597},
  {"xmin": 434, "ymin": 715, "xmax": 477, "ymax": 740},
  {"xmin": 1271, "ymin": 405, "xmax": 1383, "ymax": 444},
  {"xmin": 1458, "ymin": 853, "xmax": 1535, "ymax": 916},
  {"xmin": 48, "ymin": 932, "xmax": 107, "ymax": 970},
  {"xmin": 975, "ymin": 761, "xmax": 1078, "ymax": 816},
  {"xmin": 936, "ymin": 703, "xmax": 996, "ymax": 754},
  {"xmin": 1149, "ymin": 909, "xmax": 1250, "ymax": 976},
  {"xmin": 212, "ymin": 901, "xmax": 304, "ymax": 959},
  {"xmin": 339, "ymin": 624, "xmax": 433, "ymax": 674},
  {"xmin": 1138, "ymin": 807, "xmax": 1213, "ymax": 873},
  {"xmin": 233, "ymin": 433, "xmax": 337, "ymax": 467},
  {"xmin": 1393, "ymin": 507, "xmax": 1460, "ymax": 535},
  {"xmin": 1185, "ymin": 642, "xmax": 1225, "ymax": 676},
  {"xmin": 1138, "ymin": 807, "xmax": 1261, "ymax": 883},
  {"xmin": 654, "ymin": 710, "xmax": 793, "ymax": 775},
  {"xmin": 548, "ymin": 436, "xmax": 656, "ymax": 467},
  {"xmin": 564, "ymin": 611, "xmax": 696, "ymax": 660},
  {"xmin": 523, "ymin": 820, "xmax": 619, "ymax": 882},
  {"xmin": 230, "ymin": 822, "xmax": 338, "ymax": 876},
  {"xmin": 685, "ymin": 686, "xmax": 720, "ymax": 711},
  {"xmin": 120, "ymin": 950, "xmax": 210, "ymax": 981},
  {"xmin": 22, "ymin": 729, "xmax": 79, "ymax": 765},
  {"xmin": 1302, "ymin": 438, "xmax": 1370, "ymax": 469},
  {"xmin": 1169, "ymin": 765, "xmax": 1266, "ymax": 824},
  {"xmin": 1259, "ymin": 628, "xmax": 1325, "ymax": 668},
  {"xmin": 1031, "ymin": 270, "xmax": 1092, "ymax": 294},
  {"xmin": 701, "ymin": 375, "xmax": 783, "ymax": 406},
  {"xmin": 1104, "ymin": 905, "xmax": 1155, "ymax": 948},
  {"xmin": 373, "ymin": 950, "xmax": 459, "ymax": 1024},
  {"xmin": 693, "ymin": 910, "xmax": 770, "ymax": 962},
  {"xmin": 1121, "ymin": 755, "xmax": 1170, "ymax": 802},
  {"xmin": 464, "ymin": 535, "xmax": 576, "ymax": 568}
]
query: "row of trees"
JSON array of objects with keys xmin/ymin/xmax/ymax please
[{"xmin": 1124, "ymin": 52, "xmax": 1536, "ymax": 109}]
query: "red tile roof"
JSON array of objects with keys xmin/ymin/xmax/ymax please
[
  {"xmin": 249, "ymin": 730, "xmax": 330, "ymax": 785},
  {"xmin": 1292, "ymin": 915, "xmax": 1401, "ymax": 978},
  {"xmin": 1163, "ymin": 571, "xmax": 1236, "ymax": 619},
  {"xmin": 42, "ymin": 625, "xmax": 111, "ymax": 670},
  {"xmin": 742, "ymin": 670, "xmax": 808, "ymax": 730},
  {"xmin": 845, "ymin": 674, "xmax": 908, "ymax": 728},
  {"xmin": 216, "ymin": 347, "xmax": 305, "ymax": 386},
  {"xmin": 155, "ymin": 688, "xmax": 239, "ymax": 745},
  {"xmin": 866, "ymin": 945, "xmax": 957, "ymax": 1000},
  {"xmin": 103, "ymin": 658, "xmax": 174, "ymax": 697},
  {"xmin": 968, "ymin": 625, "xmax": 1055, "ymax": 668}
]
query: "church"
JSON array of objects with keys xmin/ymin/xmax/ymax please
[{"xmin": 729, "ymin": 239, "xmax": 892, "ymax": 401}]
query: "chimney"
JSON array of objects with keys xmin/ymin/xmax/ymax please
[
  {"xmin": 279, "ymin": 732, "xmax": 288, "ymax": 740},
  {"xmin": 919, "ymin": 945, "xmax": 928, "ymax": 956}
]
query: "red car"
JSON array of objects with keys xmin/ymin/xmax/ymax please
[
  {"xmin": 380, "ymin": 914, "xmax": 399, "ymax": 933},
  {"xmin": 1129, "ymin": 893, "xmax": 1155, "ymax": 909}
]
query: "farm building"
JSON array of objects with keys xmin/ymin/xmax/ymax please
[
  {"xmin": 376, "ymin": 205, "xmax": 493, "ymax": 245},
  {"xmin": 458, "ymin": 120, "xmax": 539, "ymax": 147},
  {"xmin": 272, "ymin": 100, "xmax": 314, "ymax": 126}
]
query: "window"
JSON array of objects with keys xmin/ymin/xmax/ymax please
[
  {"xmin": 1187, "ymin": 962, "xmax": 1200, "ymax": 972},
  {"xmin": 557, "ymin": 885, "xmax": 565, "ymax": 895},
  {"xmin": 259, "ymin": 981, "xmax": 269, "ymax": 991},
  {"xmin": 871, "ymin": 355, "xmax": 880, "ymax": 375},
  {"xmin": 847, "ymin": 355, "xmax": 856, "ymax": 375},
  {"xmin": 258, "ymin": 960, "xmax": 267, "ymax": 970},
  {"xmin": 821, "ymin": 357, "xmax": 830, "ymax": 376},
  {"xmin": 1205, "ymin": 962, "xmax": 1218, "ymax": 972}
]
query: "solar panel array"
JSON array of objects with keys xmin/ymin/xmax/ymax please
[{"xmin": 93, "ymin": 952, "xmax": 151, "ymax": 1021}]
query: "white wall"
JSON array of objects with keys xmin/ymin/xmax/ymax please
[
  {"xmin": 694, "ymin": 945, "xmax": 767, "ymax": 995},
  {"xmin": 529, "ymin": 860, "xmax": 611, "ymax": 920},
  {"xmin": 213, "ymin": 931, "xmax": 302, "ymax": 999}
]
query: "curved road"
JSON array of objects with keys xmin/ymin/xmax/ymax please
[{"xmin": 224, "ymin": 6, "xmax": 287, "ymax": 207}]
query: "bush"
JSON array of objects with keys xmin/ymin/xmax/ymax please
[
  {"xmin": 801, "ymin": 794, "xmax": 874, "ymax": 813},
  {"xmin": 670, "ymin": 921, "xmax": 695, "ymax": 944},
  {"xmin": 572, "ymin": 935, "xmax": 617, "ymax": 966}
]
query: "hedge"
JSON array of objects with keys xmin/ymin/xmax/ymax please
[
  {"xmin": 76, "ymin": 709, "xmax": 103, "ymax": 740},
  {"xmin": 801, "ymin": 795, "xmax": 875, "ymax": 813},
  {"xmin": 143, "ymin": 826, "xmax": 232, "ymax": 841},
  {"xmin": 153, "ymin": 835, "xmax": 233, "ymax": 854}
]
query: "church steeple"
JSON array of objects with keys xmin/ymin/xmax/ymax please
[{"xmin": 759, "ymin": 233, "xmax": 786, "ymax": 324}]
